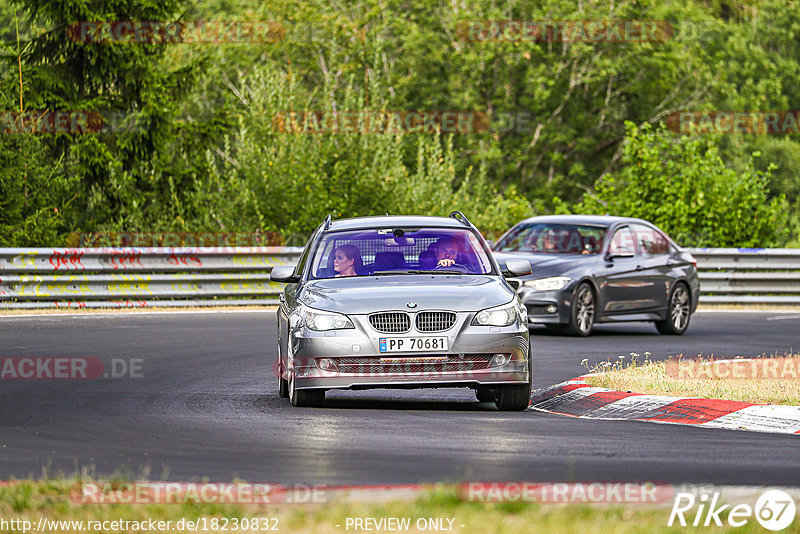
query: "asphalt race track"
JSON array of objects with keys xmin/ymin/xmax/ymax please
[{"xmin": 0, "ymin": 310, "xmax": 798, "ymax": 485}]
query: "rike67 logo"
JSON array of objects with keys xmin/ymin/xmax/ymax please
[{"xmin": 669, "ymin": 489, "xmax": 796, "ymax": 531}]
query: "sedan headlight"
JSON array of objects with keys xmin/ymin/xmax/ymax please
[
  {"xmin": 472, "ymin": 300, "xmax": 526, "ymax": 327},
  {"xmin": 294, "ymin": 306, "xmax": 354, "ymax": 331},
  {"xmin": 523, "ymin": 276, "xmax": 571, "ymax": 291}
]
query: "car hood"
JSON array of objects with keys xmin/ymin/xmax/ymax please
[
  {"xmin": 298, "ymin": 275, "xmax": 515, "ymax": 314},
  {"xmin": 492, "ymin": 251, "xmax": 600, "ymax": 278}
]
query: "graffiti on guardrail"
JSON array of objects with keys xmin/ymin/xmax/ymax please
[
  {"xmin": 54, "ymin": 301, "xmax": 87, "ymax": 309},
  {"xmin": 109, "ymin": 251, "xmax": 144, "ymax": 270},
  {"xmin": 49, "ymin": 250, "xmax": 86, "ymax": 271},
  {"xmin": 10, "ymin": 252, "xmax": 38, "ymax": 269},
  {"xmin": 108, "ymin": 281, "xmax": 153, "ymax": 295},
  {"xmin": 167, "ymin": 252, "xmax": 202, "ymax": 267}
]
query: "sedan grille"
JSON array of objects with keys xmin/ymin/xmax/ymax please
[
  {"xmin": 415, "ymin": 311, "xmax": 457, "ymax": 332},
  {"xmin": 369, "ymin": 312, "xmax": 411, "ymax": 333},
  {"xmin": 333, "ymin": 354, "xmax": 492, "ymax": 374}
]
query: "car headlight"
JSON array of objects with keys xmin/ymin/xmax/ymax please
[
  {"xmin": 294, "ymin": 306, "xmax": 354, "ymax": 331},
  {"xmin": 523, "ymin": 276, "xmax": 571, "ymax": 291},
  {"xmin": 472, "ymin": 301, "xmax": 526, "ymax": 327}
]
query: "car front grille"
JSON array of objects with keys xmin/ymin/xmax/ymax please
[
  {"xmin": 415, "ymin": 311, "xmax": 457, "ymax": 332},
  {"xmin": 369, "ymin": 312, "xmax": 411, "ymax": 333},
  {"xmin": 331, "ymin": 354, "xmax": 492, "ymax": 374}
]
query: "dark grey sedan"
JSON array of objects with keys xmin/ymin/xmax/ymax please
[{"xmin": 492, "ymin": 215, "xmax": 699, "ymax": 336}]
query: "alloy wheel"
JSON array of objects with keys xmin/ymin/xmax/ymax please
[
  {"xmin": 670, "ymin": 285, "xmax": 690, "ymax": 331},
  {"xmin": 575, "ymin": 286, "xmax": 595, "ymax": 335}
]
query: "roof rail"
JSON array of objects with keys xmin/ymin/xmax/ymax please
[
  {"xmin": 449, "ymin": 211, "xmax": 472, "ymax": 227},
  {"xmin": 323, "ymin": 214, "xmax": 332, "ymax": 230}
]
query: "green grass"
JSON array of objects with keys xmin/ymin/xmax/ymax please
[{"xmin": 1, "ymin": 480, "xmax": 798, "ymax": 533}]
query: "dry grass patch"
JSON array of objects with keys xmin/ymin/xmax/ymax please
[{"xmin": 583, "ymin": 354, "xmax": 800, "ymax": 405}]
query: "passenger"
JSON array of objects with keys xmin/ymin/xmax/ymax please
[
  {"xmin": 540, "ymin": 230, "xmax": 560, "ymax": 252},
  {"xmin": 333, "ymin": 245, "xmax": 363, "ymax": 277},
  {"xmin": 433, "ymin": 238, "xmax": 460, "ymax": 268},
  {"xmin": 582, "ymin": 236, "xmax": 598, "ymax": 255}
]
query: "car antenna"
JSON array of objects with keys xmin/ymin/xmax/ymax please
[
  {"xmin": 323, "ymin": 214, "xmax": 332, "ymax": 230},
  {"xmin": 385, "ymin": 212, "xmax": 390, "ymax": 216}
]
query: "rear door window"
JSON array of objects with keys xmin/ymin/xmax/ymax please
[{"xmin": 632, "ymin": 224, "xmax": 669, "ymax": 256}]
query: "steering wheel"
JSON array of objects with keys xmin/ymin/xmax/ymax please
[{"xmin": 436, "ymin": 263, "xmax": 471, "ymax": 272}]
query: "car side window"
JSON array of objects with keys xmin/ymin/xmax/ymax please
[
  {"xmin": 294, "ymin": 229, "xmax": 318, "ymax": 278},
  {"xmin": 609, "ymin": 226, "xmax": 637, "ymax": 256},
  {"xmin": 632, "ymin": 224, "xmax": 669, "ymax": 256}
]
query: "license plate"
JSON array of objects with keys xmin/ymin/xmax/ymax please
[{"xmin": 379, "ymin": 337, "xmax": 448, "ymax": 353}]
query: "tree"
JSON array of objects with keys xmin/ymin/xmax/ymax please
[{"xmin": 577, "ymin": 122, "xmax": 787, "ymax": 247}]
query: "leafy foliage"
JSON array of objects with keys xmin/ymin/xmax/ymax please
[
  {"xmin": 1, "ymin": 0, "xmax": 798, "ymax": 246},
  {"xmin": 577, "ymin": 122, "xmax": 787, "ymax": 247}
]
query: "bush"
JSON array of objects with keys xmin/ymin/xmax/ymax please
[
  {"xmin": 179, "ymin": 63, "xmax": 532, "ymax": 242},
  {"xmin": 577, "ymin": 122, "xmax": 788, "ymax": 247}
]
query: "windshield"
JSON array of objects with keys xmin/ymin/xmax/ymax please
[
  {"xmin": 308, "ymin": 227, "xmax": 495, "ymax": 278},
  {"xmin": 494, "ymin": 223, "xmax": 606, "ymax": 255}
]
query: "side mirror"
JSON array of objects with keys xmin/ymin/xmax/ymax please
[
  {"xmin": 270, "ymin": 265, "xmax": 299, "ymax": 283},
  {"xmin": 503, "ymin": 259, "xmax": 532, "ymax": 277}
]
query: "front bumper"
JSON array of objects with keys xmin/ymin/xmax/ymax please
[
  {"xmin": 517, "ymin": 286, "xmax": 575, "ymax": 325},
  {"xmin": 289, "ymin": 312, "xmax": 530, "ymax": 390}
]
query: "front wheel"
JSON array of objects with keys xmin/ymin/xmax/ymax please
[
  {"xmin": 475, "ymin": 387, "xmax": 495, "ymax": 403},
  {"xmin": 288, "ymin": 363, "xmax": 325, "ymax": 407},
  {"xmin": 494, "ymin": 384, "xmax": 531, "ymax": 411},
  {"xmin": 564, "ymin": 283, "xmax": 595, "ymax": 337},
  {"xmin": 278, "ymin": 366, "xmax": 289, "ymax": 398},
  {"xmin": 278, "ymin": 343, "xmax": 289, "ymax": 398},
  {"xmin": 656, "ymin": 283, "xmax": 691, "ymax": 335},
  {"xmin": 494, "ymin": 354, "xmax": 532, "ymax": 411}
]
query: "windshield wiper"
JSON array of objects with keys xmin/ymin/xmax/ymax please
[
  {"xmin": 371, "ymin": 270, "xmax": 464, "ymax": 276},
  {"xmin": 406, "ymin": 270, "xmax": 463, "ymax": 275}
]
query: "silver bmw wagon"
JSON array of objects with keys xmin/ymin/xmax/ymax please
[{"xmin": 270, "ymin": 212, "xmax": 533, "ymax": 410}]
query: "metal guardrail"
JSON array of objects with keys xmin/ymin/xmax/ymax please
[
  {"xmin": 687, "ymin": 248, "xmax": 800, "ymax": 305},
  {"xmin": 0, "ymin": 247, "xmax": 303, "ymax": 309},
  {"xmin": 0, "ymin": 247, "xmax": 798, "ymax": 308}
]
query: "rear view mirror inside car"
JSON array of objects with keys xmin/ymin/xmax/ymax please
[{"xmin": 384, "ymin": 237, "xmax": 416, "ymax": 246}]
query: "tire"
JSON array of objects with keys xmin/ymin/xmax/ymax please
[
  {"xmin": 564, "ymin": 282, "xmax": 595, "ymax": 337},
  {"xmin": 656, "ymin": 283, "xmax": 691, "ymax": 335},
  {"xmin": 288, "ymin": 366, "xmax": 325, "ymax": 407},
  {"xmin": 494, "ymin": 352, "xmax": 532, "ymax": 411},
  {"xmin": 475, "ymin": 387, "xmax": 495, "ymax": 403},
  {"xmin": 278, "ymin": 365, "xmax": 289, "ymax": 398},
  {"xmin": 278, "ymin": 343, "xmax": 289, "ymax": 398}
]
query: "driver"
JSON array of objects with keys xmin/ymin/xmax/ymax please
[
  {"xmin": 433, "ymin": 237, "xmax": 460, "ymax": 268},
  {"xmin": 540, "ymin": 229, "xmax": 563, "ymax": 253},
  {"xmin": 332, "ymin": 244, "xmax": 363, "ymax": 277}
]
